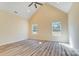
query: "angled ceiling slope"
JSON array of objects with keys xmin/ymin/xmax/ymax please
[
  {"xmin": 48, "ymin": 2, "xmax": 73, "ymax": 13},
  {"xmin": 0, "ymin": 2, "xmax": 40, "ymax": 19},
  {"xmin": 0, "ymin": 2, "xmax": 73, "ymax": 20}
]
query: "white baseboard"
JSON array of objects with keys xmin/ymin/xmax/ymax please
[{"xmin": 0, "ymin": 39, "xmax": 26, "ymax": 46}]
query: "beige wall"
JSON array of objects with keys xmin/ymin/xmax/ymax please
[
  {"xmin": 28, "ymin": 4, "xmax": 68, "ymax": 42},
  {"xmin": 0, "ymin": 10, "xmax": 28, "ymax": 46},
  {"xmin": 69, "ymin": 3, "xmax": 79, "ymax": 50}
]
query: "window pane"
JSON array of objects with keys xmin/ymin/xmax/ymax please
[
  {"xmin": 52, "ymin": 21, "xmax": 61, "ymax": 32},
  {"xmin": 32, "ymin": 24, "xmax": 38, "ymax": 34}
]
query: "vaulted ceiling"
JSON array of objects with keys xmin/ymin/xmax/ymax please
[
  {"xmin": 48, "ymin": 2, "xmax": 72, "ymax": 13},
  {"xmin": 0, "ymin": 2, "xmax": 73, "ymax": 19}
]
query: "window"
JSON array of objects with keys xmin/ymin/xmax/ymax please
[
  {"xmin": 52, "ymin": 21, "xmax": 61, "ymax": 32},
  {"xmin": 32, "ymin": 24, "xmax": 38, "ymax": 34},
  {"xmin": 52, "ymin": 21, "xmax": 62, "ymax": 36}
]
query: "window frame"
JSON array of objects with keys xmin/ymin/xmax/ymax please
[
  {"xmin": 32, "ymin": 24, "xmax": 38, "ymax": 34},
  {"xmin": 52, "ymin": 21, "xmax": 62, "ymax": 32}
]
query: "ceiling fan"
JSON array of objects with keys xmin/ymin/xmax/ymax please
[{"xmin": 28, "ymin": 2, "xmax": 43, "ymax": 8}]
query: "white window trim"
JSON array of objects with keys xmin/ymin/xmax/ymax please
[
  {"xmin": 52, "ymin": 21, "xmax": 62, "ymax": 36},
  {"xmin": 32, "ymin": 24, "xmax": 38, "ymax": 34}
]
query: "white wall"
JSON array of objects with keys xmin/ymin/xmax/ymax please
[
  {"xmin": 0, "ymin": 10, "xmax": 28, "ymax": 46},
  {"xmin": 69, "ymin": 3, "xmax": 79, "ymax": 50}
]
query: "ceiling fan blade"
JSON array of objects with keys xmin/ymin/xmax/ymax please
[
  {"xmin": 28, "ymin": 2, "xmax": 33, "ymax": 7},
  {"xmin": 34, "ymin": 4, "xmax": 37, "ymax": 8},
  {"xmin": 28, "ymin": 2, "xmax": 43, "ymax": 8}
]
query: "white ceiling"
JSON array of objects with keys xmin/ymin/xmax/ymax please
[
  {"xmin": 0, "ymin": 2, "xmax": 40, "ymax": 19},
  {"xmin": 48, "ymin": 2, "xmax": 72, "ymax": 13},
  {"xmin": 0, "ymin": 2, "xmax": 73, "ymax": 20}
]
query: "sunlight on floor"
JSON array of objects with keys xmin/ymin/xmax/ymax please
[{"xmin": 39, "ymin": 42, "xmax": 42, "ymax": 44}]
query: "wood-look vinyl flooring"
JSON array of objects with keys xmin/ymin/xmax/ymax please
[{"xmin": 0, "ymin": 39, "xmax": 78, "ymax": 56}]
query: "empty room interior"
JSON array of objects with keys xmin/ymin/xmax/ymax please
[{"xmin": 0, "ymin": 2, "xmax": 79, "ymax": 56}]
